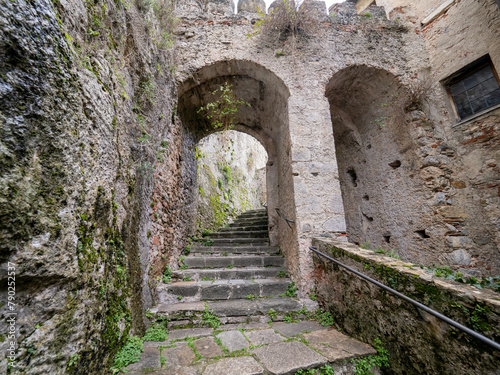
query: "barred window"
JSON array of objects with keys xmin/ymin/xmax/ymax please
[{"xmin": 445, "ymin": 56, "xmax": 500, "ymax": 121}]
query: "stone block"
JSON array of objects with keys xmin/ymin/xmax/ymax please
[
  {"xmin": 161, "ymin": 342, "xmax": 196, "ymax": 368},
  {"xmin": 123, "ymin": 347, "xmax": 160, "ymax": 373},
  {"xmin": 233, "ymin": 256, "xmax": 262, "ymax": 267},
  {"xmin": 216, "ymin": 330, "xmax": 250, "ymax": 352},
  {"xmin": 193, "ymin": 337, "xmax": 224, "ymax": 358},
  {"xmin": 250, "ymin": 341, "xmax": 327, "ymax": 374},
  {"xmin": 272, "ymin": 321, "xmax": 326, "ymax": 337},
  {"xmin": 260, "ymin": 281, "xmax": 289, "ymax": 296},
  {"xmin": 201, "ymin": 283, "xmax": 231, "ymax": 300},
  {"xmin": 168, "ymin": 283, "xmax": 199, "ymax": 297},
  {"xmin": 245, "ymin": 329, "xmax": 284, "ymax": 346},
  {"xmin": 231, "ymin": 283, "xmax": 260, "ymax": 299},
  {"xmin": 438, "ymin": 206, "xmax": 467, "ymax": 219},
  {"xmin": 262, "ymin": 256, "xmax": 284, "ymax": 267},
  {"xmin": 168, "ymin": 328, "xmax": 213, "ymax": 341},
  {"xmin": 303, "ymin": 329, "xmax": 376, "ymax": 362},
  {"xmin": 203, "ymin": 357, "xmax": 264, "ymax": 375},
  {"xmin": 450, "ymin": 249, "xmax": 471, "ymax": 266}
]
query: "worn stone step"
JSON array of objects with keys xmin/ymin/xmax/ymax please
[
  {"xmin": 205, "ymin": 230, "xmax": 269, "ymax": 239},
  {"xmin": 190, "ymin": 245, "xmax": 280, "ymax": 255},
  {"xmin": 219, "ymin": 224, "xmax": 268, "ymax": 232},
  {"xmin": 229, "ymin": 218, "xmax": 268, "ymax": 226},
  {"xmin": 184, "ymin": 254, "xmax": 284, "ymax": 268},
  {"xmin": 159, "ymin": 278, "xmax": 291, "ymax": 301},
  {"xmin": 237, "ymin": 210, "xmax": 267, "ymax": 217},
  {"xmin": 173, "ymin": 266, "xmax": 287, "ymax": 281},
  {"xmin": 150, "ymin": 297, "xmax": 303, "ymax": 322},
  {"xmin": 212, "ymin": 238, "xmax": 270, "ymax": 246}
]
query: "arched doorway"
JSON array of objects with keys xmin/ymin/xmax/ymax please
[{"xmin": 177, "ymin": 59, "xmax": 296, "ymax": 261}]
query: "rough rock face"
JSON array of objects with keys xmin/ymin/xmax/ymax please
[
  {"xmin": 0, "ymin": 0, "xmax": 185, "ymax": 373},
  {"xmin": 196, "ymin": 131, "xmax": 267, "ymax": 232},
  {"xmin": 237, "ymin": 0, "xmax": 266, "ymax": 13}
]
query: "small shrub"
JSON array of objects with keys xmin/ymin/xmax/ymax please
[{"xmin": 202, "ymin": 304, "xmax": 221, "ymax": 329}]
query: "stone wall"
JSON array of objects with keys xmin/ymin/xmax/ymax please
[
  {"xmin": 173, "ymin": 0, "xmax": 430, "ymax": 292},
  {"xmin": 0, "ymin": 0, "xmax": 186, "ymax": 373},
  {"xmin": 195, "ymin": 130, "xmax": 267, "ymax": 232},
  {"xmin": 313, "ymin": 237, "xmax": 500, "ymax": 375}
]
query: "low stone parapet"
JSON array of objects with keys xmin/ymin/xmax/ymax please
[{"xmin": 312, "ymin": 237, "xmax": 500, "ymax": 375}]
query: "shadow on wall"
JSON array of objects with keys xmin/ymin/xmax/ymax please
[{"xmin": 325, "ymin": 65, "xmax": 430, "ymax": 262}]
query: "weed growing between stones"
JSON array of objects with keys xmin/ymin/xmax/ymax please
[
  {"xmin": 281, "ymin": 282, "xmax": 298, "ymax": 297},
  {"xmin": 162, "ymin": 265, "xmax": 172, "ymax": 283},
  {"xmin": 143, "ymin": 323, "xmax": 169, "ymax": 341},
  {"xmin": 295, "ymin": 364, "xmax": 335, "ymax": 374},
  {"xmin": 351, "ymin": 338, "xmax": 389, "ymax": 375},
  {"xmin": 202, "ymin": 304, "xmax": 221, "ymax": 329},
  {"xmin": 315, "ymin": 310, "xmax": 335, "ymax": 327}
]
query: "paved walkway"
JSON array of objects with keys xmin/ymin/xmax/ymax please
[{"xmin": 124, "ymin": 320, "xmax": 376, "ymax": 375}]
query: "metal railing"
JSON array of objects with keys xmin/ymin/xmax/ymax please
[
  {"xmin": 275, "ymin": 208, "xmax": 295, "ymax": 229},
  {"xmin": 310, "ymin": 246, "xmax": 500, "ymax": 351}
]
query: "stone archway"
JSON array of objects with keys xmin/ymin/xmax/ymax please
[
  {"xmin": 177, "ymin": 59, "xmax": 295, "ymax": 250},
  {"xmin": 325, "ymin": 65, "xmax": 428, "ymax": 260}
]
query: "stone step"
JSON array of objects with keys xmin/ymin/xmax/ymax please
[
  {"xmin": 184, "ymin": 254, "xmax": 284, "ymax": 268},
  {"xmin": 173, "ymin": 266, "xmax": 287, "ymax": 281},
  {"xmin": 237, "ymin": 210, "xmax": 267, "ymax": 218},
  {"xmin": 190, "ymin": 245, "xmax": 280, "ymax": 255},
  {"xmin": 158, "ymin": 278, "xmax": 291, "ymax": 301},
  {"xmin": 212, "ymin": 238, "xmax": 270, "ymax": 246},
  {"xmin": 150, "ymin": 297, "xmax": 304, "ymax": 322},
  {"xmin": 229, "ymin": 218, "xmax": 268, "ymax": 226},
  {"xmin": 219, "ymin": 224, "xmax": 268, "ymax": 232},
  {"xmin": 127, "ymin": 318, "xmax": 379, "ymax": 375},
  {"xmin": 205, "ymin": 230, "xmax": 269, "ymax": 239}
]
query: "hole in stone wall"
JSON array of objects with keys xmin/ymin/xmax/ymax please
[
  {"xmin": 383, "ymin": 233, "xmax": 391, "ymax": 243},
  {"xmin": 362, "ymin": 213, "xmax": 373, "ymax": 222},
  {"xmin": 346, "ymin": 168, "xmax": 357, "ymax": 187},
  {"xmin": 367, "ymin": 144, "xmax": 371, "ymax": 149},
  {"xmin": 415, "ymin": 230, "xmax": 430, "ymax": 238},
  {"xmin": 363, "ymin": 194, "xmax": 369, "ymax": 201},
  {"xmin": 388, "ymin": 160, "xmax": 401, "ymax": 169},
  {"xmin": 311, "ymin": 172, "xmax": 319, "ymax": 176}
]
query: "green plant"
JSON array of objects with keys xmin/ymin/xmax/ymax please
[
  {"xmin": 316, "ymin": 311, "xmax": 334, "ymax": 327},
  {"xmin": 160, "ymin": 355, "xmax": 167, "ymax": 367},
  {"xmin": 277, "ymin": 270, "xmax": 288, "ymax": 278},
  {"xmin": 308, "ymin": 289, "xmax": 317, "ymax": 301},
  {"xmin": 281, "ymin": 282, "xmax": 297, "ymax": 298},
  {"xmin": 66, "ymin": 353, "xmax": 81, "ymax": 370},
  {"xmin": 177, "ymin": 295, "xmax": 183, "ymax": 300},
  {"xmin": 202, "ymin": 304, "xmax": 221, "ymax": 329},
  {"xmin": 112, "ymin": 336, "xmax": 144, "ymax": 370},
  {"xmin": 245, "ymin": 294, "xmax": 256, "ymax": 300},
  {"xmin": 226, "ymin": 264, "xmax": 234, "ymax": 269},
  {"xmin": 197, "ymin": 82, "xmax": 251, "ymax": 132},
  {"xmin": 163, "ymin": 265, "xmax": 172, "ymax": 283},
  {"xmin": 183, "ymin": 276, "xmax": 192, "ymax": 281},
  {"xmin": 362, "ymin": 11, "xmax": 373, "ymax": 18},
  {"xmin": 352, "ymin": 338, "xmax": 389, "ymax": 375},
  {"xmin": 143, "ymin": 323, "xmax": 169, "ymax": 341},
  {"xmin": 180, "ymin": 264, "xmax": 189, "ymax": 270},
  {"xmin": 283, "ymin": 314, "xmax": 299, "ymax": 323},
  {"xmin": 268, "ymin": 308, "xmax": 278, "ymax": 320}
]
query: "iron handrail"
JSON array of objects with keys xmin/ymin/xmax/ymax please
[
  {"xmin": 275, "ymin": 208, "xmax": 295, "ymax": 229},
  {"xmin": 310, "ymin": 246, "xmax": 500, "ymax": 351}
]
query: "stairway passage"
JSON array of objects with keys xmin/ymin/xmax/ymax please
[{"xmin": 127, "ymin": 209, "xmax": 379, "ymax": 375}]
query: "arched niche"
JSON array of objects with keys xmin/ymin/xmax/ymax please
[{"xmin": 325, "ymin": 65, "xmax": 426, "ymax": 259}]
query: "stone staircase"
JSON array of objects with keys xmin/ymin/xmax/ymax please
[
  {"xmin": 155, "ymin": 208, "xmax": 298, "ymax": 318},
  {"xmin": 128, "ymin": 209, "xmax": 380, "ymax": 375}
]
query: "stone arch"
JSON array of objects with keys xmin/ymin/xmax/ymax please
[
  {"xmin": 325, "ymin": 65, "xmax": 426, "ymax": 259},
  {"xmin": 178, "ymin": 59, "xmax": 294, "ymax": 248}
]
